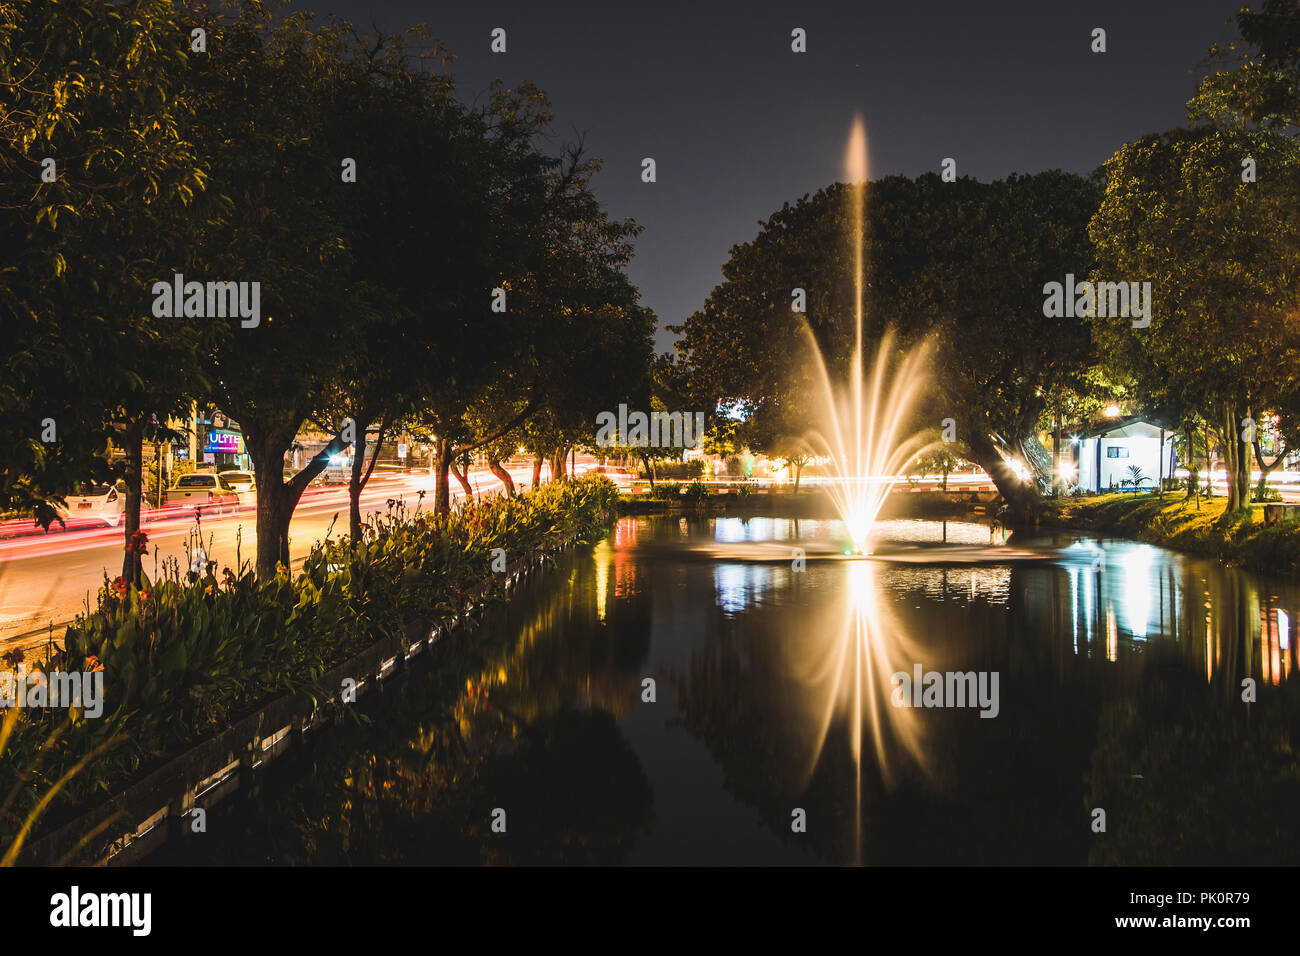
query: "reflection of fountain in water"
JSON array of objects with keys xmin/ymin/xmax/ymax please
[
  {"xmin": 787, "ymin": 118, "xmax": 943, "ymax": 862},
  {"xmin": 788, "ymin": 559, "xmax": 932, "ymax": 864}
]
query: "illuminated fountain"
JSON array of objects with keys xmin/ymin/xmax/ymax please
[
  {"xmin": 610, "ymin": 119, "xmax": 1095, "ymax": 863},
  {"xmin": 803, "ymin": 328, "xmax": 934, "ymax": 553},
  {"xmin": 625, "ymin": 117, "xmax": 1057, "ymax": 570},
  {"xmin": 605, "ymin": 118, "xmax": 1079, "ymax": 864},
  {"xmin": 800, "ymin": 117, "xmax": 935, "ymax": 554}
]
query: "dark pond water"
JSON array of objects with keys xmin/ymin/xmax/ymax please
[{"xmin": 151, "ymin": 515, "xmax": 1300, "ymax": 866}]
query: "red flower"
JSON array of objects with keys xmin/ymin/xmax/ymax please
[
  {"xmin": 126, "ymin": 528, "xmax": 150, "ymax": 556},
  {"xmin": 110, "ymin": 576, "xmax": 129, "ymax": 597}
]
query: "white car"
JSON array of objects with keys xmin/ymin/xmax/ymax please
[
  {"xmin": 57, "ymin": 480, "xmax": 150, "ymax": 528},
  {"xmin": 220, "ymin": 470, "xmax": 255, "ymax": 492},
  {"xmin": 220, "ymin": 470, "xmax": 257, "ymax": 503},
  {"xmin": 166, "ymin": 473, "xmax": 241, "ymax": 515}
]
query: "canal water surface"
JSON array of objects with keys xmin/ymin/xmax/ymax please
[{"xmin": 151, "ymin": 515, "xmax": 1300, "ymax": 865}]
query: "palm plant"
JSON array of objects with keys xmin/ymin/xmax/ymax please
[{"xmin": 1120, "ymin": 464, "xmax": 1148, "ymax": 492}]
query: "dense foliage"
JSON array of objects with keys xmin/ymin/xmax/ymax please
[
  {"xmin": 0, "ymin": 475, "xmax": 617, "ymax": 856},
  {"xmin": 0, "ymin": 0, "xmax": 653, "ymax": 578}
]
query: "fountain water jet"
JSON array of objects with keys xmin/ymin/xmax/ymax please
[{"xmin": 797, "ymin": 117, "xmax": 937, "ymax": 553}]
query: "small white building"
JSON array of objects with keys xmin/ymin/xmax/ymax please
[{"xmin": 1073, "ymin": 417, "xmax": 1177, "ymax": 493}]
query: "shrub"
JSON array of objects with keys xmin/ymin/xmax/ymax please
[
  {"xmin": 649, "ymin": 482, "xmax": 684, "ymax": 501},
  {"xmin": 641, "ymin": 460, "xmax": 703, "ymax": 481},
  {"xmin": 0, "ymin": 476, "xmax": 618, "ymax": 849}
]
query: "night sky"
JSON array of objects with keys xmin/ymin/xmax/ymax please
[{"xmin": 297, "ymin": 0, "xmax": 1244, "ymax": 349}]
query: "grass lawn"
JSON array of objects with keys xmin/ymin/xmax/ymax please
[{"xmin": 1044, "ymin": 492, "xmax": 1300, "ymax": 575}]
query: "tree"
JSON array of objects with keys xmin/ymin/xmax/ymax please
[
  {"xmin": 1252, "ymin": 411, "xmax": 1295, "ymax": 499},
  {"xmin": 0, "ymin": 0, "xmax": 215, "ymax": 586},
  {"xmin": 1187, "ymin": 0, "xmax": 1300, "ymax": 505},
  {"xmin": 462, "ymin": 144, "xmax": 655, "ymax": 504},
  {"xmin": 352, "ymin": 70, "xmax": 559, "ymax": 515},
  {"xmin": 180, "ymin": 4, "xmax": 373, "ymax": 578},
  {"xmin": 1190, "ymin": 0, "xmax": 1300, "ymax": 132},
  {"xmin": 913, "ymin": 437, "xmax": 969, "ymax": 492},
  {"xmin": 671, "ymin": 172, "xmax": 1101, "ymax": 518},
  {"xmin": 1088, "ymin": 125, "xmax": 1300, "ymax": 512},
  {"xmin": 182, "ymin": 5, "xmax": 563, "ymax": 571}
]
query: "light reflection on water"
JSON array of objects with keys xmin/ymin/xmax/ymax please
[
  {"xmin": 157, "ymin": 515, "xmax": 1299, "ymax": 867},
  {"xmin": 666, "ymin": 514, "xmax": 1297, "ymax": 863},
  {"xmin": 676, "ymin": 515, "xmax": 1294, "ymax": 682}
]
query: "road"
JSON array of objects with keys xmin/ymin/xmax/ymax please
[{"xmin": 0, "ymin": 458, "xmax": 587, "ymax": 657}]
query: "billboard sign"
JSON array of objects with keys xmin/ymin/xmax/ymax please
[{"xmin": 204, "ymin": 430, "xmax": 243, "ymax": 455}]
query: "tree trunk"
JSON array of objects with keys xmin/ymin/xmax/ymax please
[
  {"xmin": 965, "ymin": 429, "xmax": 1045, "ymax": 521},
  {"xmin": 1051, "ymin": 410, "xmax": 1062, "ymax": 497},
  {"xmin": 1222, "ymin": 404, "xmax": 1250, "ymax": 513},
  {"xmin": 450, "ymin": 458, "xmax": 474, "ymax": 498},
  {"xmin": 249, "ymin": 438, "xmax": 295, "ymax": 579},
  {"xmin": 120, "ymin": 419, "xmax": 145, "ymax": 585},
  {"xmin": 1221, "ymin": 408, "xmax": 1236, "ymax": 511},
  {"xmin": 531, "ymin": 453, "xmax": 544, "ymax": 490},
  {"xmin": 1253, "ymin": 438, "xmax": 1288, "ymax": 501},
  {"xmin": 348, "ymin": 427, "xmax": 367, "ymax": 544},
  {"xmin": 550, "ymin": 447, "xmax": 565, "ymax": 481},
  {"xmin": 1204, "ymin": 423, "xmax": 1215, "ymax": 498},
  {"xmin": 248, "ymin": 428, "xmax": 342, "ymax": 578},
  {"xmin": 1235, "ymin": 408, "xmax": 1252, "ymax": 507},
  {"xmin": 1184, "ymin": 425, "xmax": 1196, "ymax": 500},
  {"xmin": 348, "ymin": 420, "xmax": 386, "ymax": 544},
  {"xmin": 793, "ymin": 459, "xmax": 804, "ymax": 492},
  {"xmin": 434, "ymin": 437, "xmax": 454, "ymax": 514},
  {"xmin": 488, "ymin": 455, "xmax": 515, "ymax": 497}
]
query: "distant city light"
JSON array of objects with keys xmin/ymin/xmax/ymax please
[{"xmin": 715, "ymin": 399, "xmax": 749, "ymax": 422}]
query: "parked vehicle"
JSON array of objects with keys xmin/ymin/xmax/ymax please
[
  {"xmin": 319, "ymin": 456, "xmax": 350, "ymax": 485},
  {"xmin": 220, "ymin": 470, "xmax": 255, "ymax": 492},
  {"xmin": 220, "ymin": 470, "xmax": 257, "ymax": 503},
  {"xmin": 55, "ymin": 480, "xmax": 150, "ymax": 528},
  {"xmin": 166, "ymin": 472, "xmax": 240, "ymax": 515}
]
